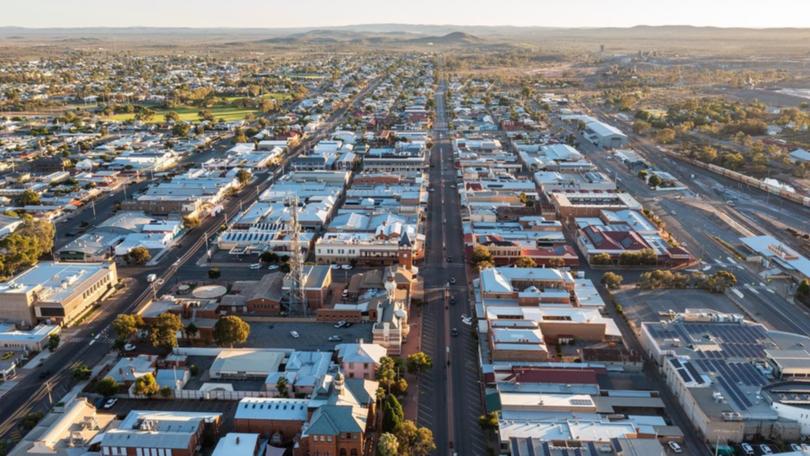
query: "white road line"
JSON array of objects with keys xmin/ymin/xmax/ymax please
[
  {"xmin": 731, "ymin": 288, "xmax": 745, "ymax": 299},
  {"xmin": 744, "ymin": 284, "xmax": 760, "ymax": 295}
]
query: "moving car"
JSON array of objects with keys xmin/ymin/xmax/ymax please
[
  {"xmin": 328, "ymin": 335, "xmax": 342, "ymax": 342},
  {"xmin": 123, "ymin": 343, "xmax": 136, "ymax": 352},
  {"xmin": 289, "ymin": 331, "xmax": 300, "ymax": 338},
  {"xmin": 449, "ymin": 276, "xmax": 456, "ymax": 285},
  {"xmin": 451, "ymin": 328, "xmax": 459, "ymax": 337},
  {"xmin": 249, "ymin": 263, "xmax": 262, "ymax": 270}
]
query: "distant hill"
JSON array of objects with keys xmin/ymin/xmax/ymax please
[{"xmin": 404, "ymin": 31, "xmax": 483, "ymax": 45}]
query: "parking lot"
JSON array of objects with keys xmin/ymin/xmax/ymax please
[
  {"xmin": 614, "ymin": 288, "xmax": 742, "ymax": 325},
  {"xmin": 247, "ymin": 321, "xmax": 373, "ymax": 351}
]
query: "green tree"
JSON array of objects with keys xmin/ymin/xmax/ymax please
[
  {"xmin": 16, "ymin": 190, "xmax": 41, "ymax": 206},
  {"xmin": 198, "ymin": 109, "xmax": 214, "ymax": 122},
  {"xmin": 236, "ymin": 169, "xmax": 252, "ymax": 186},
  {"xmin": 478, "ymin": 411, "xmax": 499, "ymax": 430},
  {"xmin": 797, "ymin": 279, "xmax": 810, "ymax": 305},
  {"xmin": 134, "ymin": 373, "xmax": 159, "ymax": 396},
  {"xmin": 406, "ymin": 352, "xmax": 433, "ymax": 374},
  {"xmin": 395, "ymin": 419, "xmax": 436, "ymax": 456},
  {"xmin": 164, "ymin": 111, "xmax": 180, "ymax": 123},
  {"xmin": 112, "ymin": 314, "xmax": 144, "ymax": 342},
  {"xmin": 601, "ymin": 272, "xmax": 623, "ymax": 290},
  {"xmin": 377, "ymin": 432, "xmax": 399, "ymax": 456},
  {"xmin": 159, "ymin": 386, "xmax": 173, "ymax": 398},
  {"xmin": 0, "ymin": 217, "xmax": 55, "ymax": 277},
  {"xmin": 213, "ymin": 315, "xmax": 250, "ymax": 347},
  {"xmin": 149, "ymin": 312, "xmax": 183, "ymax": 350},
  {"xmin": 71, "ymin": 362, "xmax": 92, "ymax": 380},
  {"xmin": 127, "ymin": 246, "xmax": 151, "ymax": 265},
  {"xmin": 95, "ymin": 376, "xmax": 119, "ymax": 396},
  {"xmin": 276, "ymin": 377, "xmax": 289, "ymax": 398},
  {"xmin": 185, "ymin": 322, "xmax": 199, "ymax": 339},
  {"xmin": 47, "ymin": 334, "xmax": 60, "ymax": 351},
  {"xmin": 182, "ymin": 214, "xmax": 200, "ymax": 229},
  {"xmin": 172, "ymin": 122, "xmax": 191, "ymax": 137},
  {"xmin": 704, "ymin": 270, "xmax": 737, "ymax": 293},
  {"xmin": 590, "ymin": 252, "xmax": 613, "ymax": 265},
  {"xmin": 514, "ymin": 257, "xmax": 537, "ymax": 268},
  {"xmin": 648, "ymin": 174, "xmax": 663, "ymax": 188},
  {"xmin": 382, "ymin": 394, "xmax": 404, "ymax": 433}
]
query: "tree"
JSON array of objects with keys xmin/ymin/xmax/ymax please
[
  {"xmin": 95, "ymin": 376, "xmax": 119, "ymax": 396},
  {"xmin": 654, "ymin": 128, "xmax": 676, "ymax": 144},
  {"xmin": 47, "ymin": 334, "xmax": 60, "ymax": 351},
  {"xmin": 0, "ymin": 216, "xmax": 54, "ymax": 277},
  {"xmin": 213, "ymin": 315, "xmax": 250, "ymax": 347},
  {"xmin": 797, "ymin": 279, "xmax": 810, "ymax": 305},
  {"xmin": 112, "ymin": 314, "xmax": 144, "ymax": 342},
  {"xmin": 149, "ymin": 312, "xmax": 183, "ymax": 350},
  {"xmin": 233, "ymin": 127, "xmax": 248, "ymax": 144},
  {"xmin": 127, "ymin": 246, "xmax": 151, "ymax": 265},
  {"xmin": 382, "ymin": 394, "xmax": 404, "ymax": 433},
  {"xmin": 164, "ymin": 111, "xmax": 180, "ymax": 123},
  {"xmin": 648, "ymin": 174, "xmax": 663, "ymax": 188},
  {"xmin": 134, "ymin": 373, "xmax": 159, "ymax": 396},
  {"xmin": 276, "ymin": 377, "xmax": 289, "ymax": 398},
  {"xmin": 71, "ymin": 362, "xmax": 92, "ymax": 380},
  {"xmin": 704, "ymin": 270, "xmax": 737, "ymax": 293},
  {"xmin": 172, "ymin": 122, "xmax": 191, "ymax": 137},
  {"xmin": 236, "ymin": 169, "xmax": 252, "ymax": 186},
  {"xmin": 590, "ymin": 252, "xmax": 613, "ymax": 265},
  {"xmin": 16, "ymin": 189, "xmax": 41, "ymax": 206},
  {"xmin": 478, "ymin": 411, "xmax": 499, "ymax": 430},
  {"xmin": 406, "ymin": 352, "xmax": 433, "ymax": 374},
  {"xmin": 396, "ymin": 420, "xmax": 436, "ymax": 456},
  {"xmin": 182, "ymin": 214, "xmax": 200, "ymax": 230},
  {"xmin": 547, "ymin": 256, "xmax": 566, "ymax": 268},
  {"xmin": 260, "ymin": 251, "xmax": 279, "ymax": 264},
  {"xmin": 198, "ymin": 110, "xmax": 214, "ymax": 122},
  {"xmin": 185, "ymin": 322, "xmax": 199, "ymax": 339},
  {"xmin": 159, "ymin": 386, "xmax": 173, "ymax": 398},
  {"xmin": 377, "ymin": 432, "xmax": 399, "ymax": 456},
  {"xmin": 514, "ymin": 257, "xmax": 537, "ymax": 268},
  {"xmin": 601, "ymin": 272, "xmax": 623, "ymax": 290}
]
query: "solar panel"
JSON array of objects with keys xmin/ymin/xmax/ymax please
[
  {"xmin": 671, "ymin": 358, "xmax": 682, "ymax": 368},
  {"xmin": 677, "ymin": 368, "xmax": 692, "ymax": 382},
  {"xmin": 611, "ymin": 438, "xmax": 623, "ymax": 452},
  {"xmin": 684, "ymin": 362, "xmax": 703, "ymax": 384}
]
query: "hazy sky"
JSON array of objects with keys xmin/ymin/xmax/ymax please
[{"xmin": 5, "ymin": 0, "xmax": 810, "ymax": 28}]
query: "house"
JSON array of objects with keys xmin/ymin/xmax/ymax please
[{"xmin": 335, "ymin": 343, "xmax": 387, "ymax": 379}]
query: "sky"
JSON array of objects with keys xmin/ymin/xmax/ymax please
[{"xmin": 4, "ymin": 0, "xmax": 810, "ymax": 29}]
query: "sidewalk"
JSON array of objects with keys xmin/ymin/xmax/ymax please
[{"xmin": 399, "ymin": 305, "xmax": 423, "ymax": 421}]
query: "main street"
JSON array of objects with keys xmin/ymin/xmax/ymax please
[
  {"xmin": 418, "ymin": 78, "xmax": 488, "ymax": 455},
  {"xmin": 0, "ymin": 74, "xmax": 385, "ymax": 441}
]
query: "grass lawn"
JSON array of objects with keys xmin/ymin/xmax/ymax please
[{"xmin": 106, "ymin": 105, "xmax": 258, "ymax": 123}]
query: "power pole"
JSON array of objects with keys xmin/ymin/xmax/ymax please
[{"xmin": 287, "ymin": 196, "xmax": 307, "ymax": 316}]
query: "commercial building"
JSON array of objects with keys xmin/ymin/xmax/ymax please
[
  {"xmin": 0, "ymin": 261, "xmax": 118, "ymax": 326},
  {"xmin": 100, "ymin": 410, "xmax": 222, "ymax": 456}
]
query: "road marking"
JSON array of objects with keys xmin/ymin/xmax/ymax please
[
  {"xmin": 766, "ymin": 288, "xmax": 776, "ymax": 294},
  {"xmin": 731, "ymin": 288, "xmax": 745, "ymax": 299},
  {"xmin": 744, "ymin": 284, "xmax": 760, "ymax": 295}
]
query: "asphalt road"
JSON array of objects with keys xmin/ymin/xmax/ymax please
[
  {"xmin": 417, "ymin": 79, "xmax": 489, "ymax": 456},
  {"xmin": 0, "ymin": 75, "xmax": 385, "ymax": 443}
]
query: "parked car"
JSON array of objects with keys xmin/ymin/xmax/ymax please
[
  {"xmin": 343, "ymin": 322, "xmax": 353, "ymax": 328},
  {"xmin": 451, "ymin": 328, "xmax": 459, "ymax": 337},
  {"xmin": 791, "ymin": 444, "xmax": 803, "ymax": 452},
  {"xmin": 289, "ymin": 331, "xmax": 300, "ymax": 338},
  {"xmin": 740, "ymin": 443, "xmax": 754, "ymax": 455},
  {"xmin": 667, "ymin": 441, "xmax": 683, "ymax": 453},
  {"xmin": 249, "ymin": 263, "xmax": 262, "ymax": 270},
  {"xmin": 146, "ymin": 273, "xmax": 157, "ymax": 283},
  {"xmin": 123, "ymin": 343, "xmax": 136, "ymax": 352},
  {"xmin": 267, "ymin": 264, "xmax": 279, "ymax": 270},
  {"xmin": 760, "ymin": 444, "xmax": 773, "ymax": 455},
  {"xmin": 449, "ymin": 276, "xmax": 456, "ymax": 285},
  {"xmin": 328, "ymin": 335, "xmax": 343, "ymax": 342},
  {"xmin": 341, "ymin": 264, "xmax": 353, "ymax": 270},
  {"xmin": 334, "ymin": 320, "xmax": 346, "ymax": 328},
  {"xmin": 103, "ymin": 398, "xmax": 118, "ymax": 409}
]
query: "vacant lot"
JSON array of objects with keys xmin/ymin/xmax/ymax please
[{"xmin": 107, "ymin": 105, "xmax": 258, "ymax": 123}]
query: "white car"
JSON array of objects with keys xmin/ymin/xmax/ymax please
[
  {"xmin": 267, "ymin": 264, "xmax": 279, "ymax": 270},
  {"xmin": 330, "ymin": 264, "xmax": 341, "ymax": 270},
  {"xmin": 791, "ymin": 444, "xmax": 802, "ymax": 452},
  {"xmin": 740, "ymin": 443, "xmax": 754, "ymax": 455},
  {"xmin": 667, "ymin": 441, "xmax": 682, "ymax": 453},
  {"xmin": 341, "ymin": 264, "xmax": 353, "ymax": 270},
  {"xmin": 123, "ymin": 343, "xmax": 136, "ymax": 352},
  {"xmin": 289, "ymin": 331, "xmax": 300, "ymax": 338},
  {"xmin": 760, "ymin": 444, "xmax": 773, "ymax": 455},
  {"xmin": 249, "ymin": 263, "xmax": 262, "ymax": 270},
  {"xmin": 103, "ymin": 398, "xmax": 118, "ymax": 409},
  {"xmin": 334, "ymin": 320, "xmax": 346, "ymax": 328}
]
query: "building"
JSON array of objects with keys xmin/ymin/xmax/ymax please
[
  {"xmin": 100, "ymin": 410, "xmax": 222, "ymax": 456},
  {"xmin": 582, "ymin": 120, "xmax": 628, "ymax": 149},
  {"xmin": 335, "ymin": 343, "xmax": 387, "ymax": 379},
  {"xmin": 640, "ymin": 309, "xmax": 810, "ymax": 443},
  {"xmin": 211, "ymin": 433, "xmax": 262, "ymax": 456},
  {"xmin": 549, "ymin": 192, "xmax": 642, "ymax": 219},
  {"xmin": 0, "ymin": 261, "xmax": 118, "ymax": 326},
  {"xmin": 0, "ymin": 323, "xmax": 60, "ymax": 352}
]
